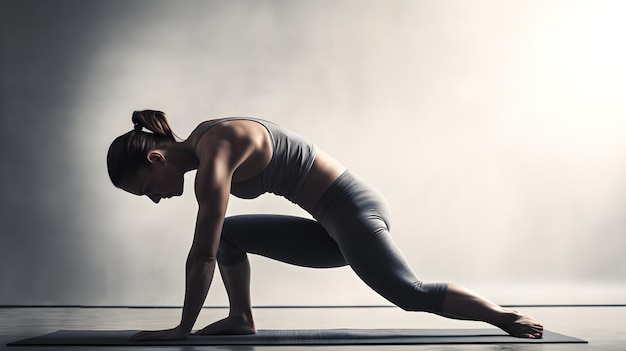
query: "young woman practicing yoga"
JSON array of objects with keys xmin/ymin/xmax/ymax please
[{"xmin": 107, "ymin": 110, "xmax": 543, "ymax": 341}]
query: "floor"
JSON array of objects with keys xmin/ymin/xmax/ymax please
[{"xmin": 0, "ymin": 306, "xmax": 624, "ymax": 351}]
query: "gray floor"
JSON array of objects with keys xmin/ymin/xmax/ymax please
[{"xmin": 0, "ymin": 306, "xmax": 623, "ymax": 351}]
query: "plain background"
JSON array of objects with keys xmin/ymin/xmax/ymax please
[{"xmin": 1, "ymin": 0, "xmax": 625, "ymax": 307}]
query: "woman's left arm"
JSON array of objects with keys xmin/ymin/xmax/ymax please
[{"xmin": 131, "ymin": 137, "xmax": 247, "ymax": 341}]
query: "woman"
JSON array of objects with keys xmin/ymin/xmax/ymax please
[{"xmin": 107, "ymin": 110, "xmax": 543, "ymax": 341}]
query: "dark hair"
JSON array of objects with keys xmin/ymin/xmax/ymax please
[{"xmin": 107, "ymin": 110, "xmax": 178, "ymax": 187}]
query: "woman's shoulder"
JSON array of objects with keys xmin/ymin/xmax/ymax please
[
  {"xmin": 190, "ymin": 117, "xmax": 263, "ymax": 138},
  {"xmin": 189, "ymin": 117, "xmax": 270, "ymax": 153}
]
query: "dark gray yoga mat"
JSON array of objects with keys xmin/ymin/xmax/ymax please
[{"xmin": 8, "ymin": 329, "xmax": 586, "ymax": 346}]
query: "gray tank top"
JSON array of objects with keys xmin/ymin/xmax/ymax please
[{"xmin": 193, "ymin": 117, "xmax": 318, "ymax": 204}]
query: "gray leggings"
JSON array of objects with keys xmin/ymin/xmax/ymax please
[{"xmin": 217, "ymin": 171, "xmax": 448, "ymax": 313}]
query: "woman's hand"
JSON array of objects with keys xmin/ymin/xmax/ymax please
[{"xmin": 130, "ymin": 325, "xmax": 188, "ymax": 341}]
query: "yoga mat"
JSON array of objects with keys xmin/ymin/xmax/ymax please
[{"xmin": 8, "ymin": 329, "xmax": 586, "ymax": 346}]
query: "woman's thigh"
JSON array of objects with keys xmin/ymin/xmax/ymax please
[{"xmin": 218, "ymin": 214, "xmax": 347, "ymax": 268}]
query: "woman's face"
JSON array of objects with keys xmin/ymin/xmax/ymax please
[{"xmin": 119, "ymin": 152, "xmax": 184, "ymax": 203}]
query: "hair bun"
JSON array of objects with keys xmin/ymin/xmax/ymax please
[{"xmin": 131, "ymin": 110, "xmax": 144, "ymax": 132}]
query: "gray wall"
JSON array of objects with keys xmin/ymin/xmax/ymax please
[{"xmin": 2, "ymin": 0, "xmax": 625, "ymax": 306}]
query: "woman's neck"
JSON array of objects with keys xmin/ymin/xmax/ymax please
[{"xmin": 163, "ymin": 141, "xmax": 199, "ymax": 173}]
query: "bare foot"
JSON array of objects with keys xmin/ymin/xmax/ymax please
[
  {"xmin": 193, "ymin": 314, "xmax": 256, "ymax": 335},
  {"xmin": 498, "ymin": 310, "xmax": 544, "ymax": 339}
]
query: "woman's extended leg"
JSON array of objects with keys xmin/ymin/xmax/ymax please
[
  {"xmin": 327, "ymin": 218, "xmax": 542, "ymax": 338},
  {"xmin": 312, "ymin": 171, "xmax": 543, "ymax": 338}
]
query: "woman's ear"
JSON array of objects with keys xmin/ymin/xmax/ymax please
[{"xmin": 147, "ymin": 150, "xmax": 167, "ymax": 165}]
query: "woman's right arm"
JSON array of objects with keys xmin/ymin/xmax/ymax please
[{"xmin": 178, "ymin": 134, "xmax": 256, "ymax": 333}]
